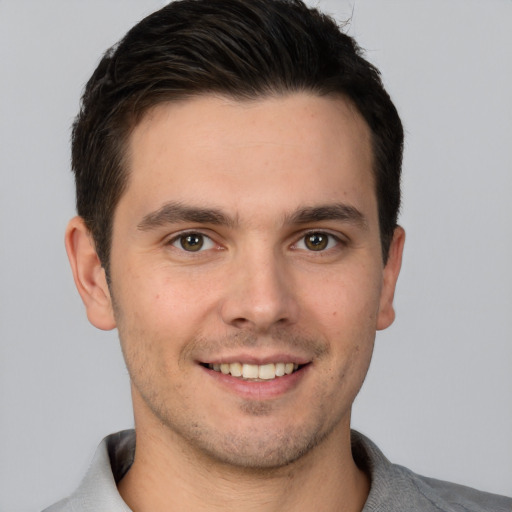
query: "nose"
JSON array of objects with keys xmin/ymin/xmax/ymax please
[{"xmin": 219, "ymin": 247, "xmax": 299, "ymax": 332}]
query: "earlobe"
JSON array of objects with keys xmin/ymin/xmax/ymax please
[
  {"xmin": 65, "ymin": 216, "xmax": 116, "ymax": 331},
  {"xmin": 376, "ymin": 226, "xmax": 405, "ymax": 331}
]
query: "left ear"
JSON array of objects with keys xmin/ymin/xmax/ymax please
[{"xmin": 377, "ymin": 226, "xmax": 405, "ymax": 331}]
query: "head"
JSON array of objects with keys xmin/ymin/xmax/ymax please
[
  {"xmin": 72, "ymin": 0, "xmax": 403, "ymax": 277},
  {"xmin": 66, "ymin": 0, "xmax": 405, "ymax": 472}
]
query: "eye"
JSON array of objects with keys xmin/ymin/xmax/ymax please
[
  {"xmin": 170, "ymin": 232, "xmax": 215, "ymax": 252},
  {"xmin": 295, "ymin": 232, "xmax": 339, "ymax": 252}
]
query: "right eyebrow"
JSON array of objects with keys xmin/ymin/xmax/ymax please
[{"xmin": 137, "ymin": 201, "xmax": 237, "ymax": 231}]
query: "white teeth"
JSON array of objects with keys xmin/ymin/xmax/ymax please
[
  {"xmin": 230, "ymin": 362, "xmax": 243, "ymax": 377},
  {"xmin": 208, "ymin": 362, "xmax": 301, "ymax": 380},
  {"xmin": 242, "ymin": 364, "xmax": 259, "ymax": 379},
  {"xmin": 258, "ymin": 363, "xmax": 276, "ymax": 380}
]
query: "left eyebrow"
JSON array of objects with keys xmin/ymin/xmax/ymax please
[
  {"xmin": 286, "ymin": 203, "xmax": 368, "ymax": 230},
  {"xmin": 137, "ymin": 201, "xmax": 237, "ymax": 231}
]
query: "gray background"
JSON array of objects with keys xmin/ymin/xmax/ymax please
[{"xmin": 1, "ymin": 1, "xmax": 511, "ymax": 510}]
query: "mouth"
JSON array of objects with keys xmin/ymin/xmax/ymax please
[{"xmin": 201, "ymin": 362, "xmax": 306, "ymax": 381}]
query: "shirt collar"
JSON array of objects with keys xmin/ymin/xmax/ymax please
[{"xmin": 63, "ymin": 429, "xmax": 438, "ymax": 511}]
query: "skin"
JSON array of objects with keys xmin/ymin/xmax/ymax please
[{"xmin": 66, "ymin": 93, "xmax": 404, "ymax": 512}]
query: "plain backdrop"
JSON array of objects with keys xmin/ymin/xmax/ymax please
[{"xmin": 1, "ymin": 1, "xmax": 511, "ymax": 510}]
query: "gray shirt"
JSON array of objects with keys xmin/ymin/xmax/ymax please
[{"xmin": 43, "ymin": 430, "xmax": 512, "ymax": 511}]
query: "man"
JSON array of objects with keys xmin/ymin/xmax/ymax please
[{"xmin": 44, "ymin": 1, "xmax": 511, "ymax": 511}]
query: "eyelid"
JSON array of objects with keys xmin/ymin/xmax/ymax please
[
  {"xmin": 292, "ymin": 230, "xmax": 346, "ymax": 251},
  {"xmin": 164, "ymin": 228, "xmax": 346, "ymax": 252},
  {"xmin": 166, "ymin": 229, "xmax": 219, "ymax": 251}
]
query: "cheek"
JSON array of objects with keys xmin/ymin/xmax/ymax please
[
  {"xmin": 303, "ymin": 264, "xmax": 383, "ymax": 333},
  {"xmin": 112, "ymin": 265, "xmax": 221, "ymax": 364},
  {"xmin": 117, "ymin": 260, "xmax": 212, "ymax": 318}
]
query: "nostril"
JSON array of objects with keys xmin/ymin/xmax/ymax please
[{"xmin": 231, "ymin": 317, "xmax": 251, "ymax": 328}]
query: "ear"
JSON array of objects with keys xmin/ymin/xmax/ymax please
[
  {"xmin": 65, "ymin": 216, "xmax": 116, "ymax": 330},
  {"xmin": 377, "ymin": 226, "xmax": 405, "ymax": 331}
]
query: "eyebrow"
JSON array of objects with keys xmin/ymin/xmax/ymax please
[
  {"xmin": 137, "ymin": 201, "xmax": 236, "ymax": 231},
  {"xmin": 137, "ymin": 201, "xmax": 367, "ymax": 232},
  {"xmin": 286, "ymin": 204, "xmax": 368, "ymax": 229}
]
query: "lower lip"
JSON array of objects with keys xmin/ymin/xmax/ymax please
[{"xmin": 201, "ymin": 364, "xmax": 310, "ymax": 400}]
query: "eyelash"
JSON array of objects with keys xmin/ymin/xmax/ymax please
[
  {"xmin": 292, "ymin": 231, "xmax": 344, "ymax": 252},
  {"xmin": 167, "ymin": 230, "xmax": 344, "ymax": 254},
  {"xmin": 167, "ymin": 231, "xmax": 217, "ymax": 253}
]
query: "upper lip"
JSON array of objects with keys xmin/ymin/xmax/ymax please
[{"xmin": 197, "ymin": 352, "xmax": 312, "ymax": 366}]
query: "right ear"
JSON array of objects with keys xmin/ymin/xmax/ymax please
[{"xmin": 65, "ymin": 216, "xmax": 116, "ymax": 330}]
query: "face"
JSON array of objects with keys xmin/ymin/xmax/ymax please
[{"xmin": 100, "ymin": 94, "xmax": 403, "ymax": 468}]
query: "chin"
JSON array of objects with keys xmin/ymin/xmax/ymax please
[
  {"xmin": 196, "ymin": 433, "xmax": 321, "ymax": 470},
  {"xmin": 163, "ymin": 412, "xmax": 340, "ymax": 471}
]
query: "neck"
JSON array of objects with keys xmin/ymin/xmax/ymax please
[{"xmin": 118, "ymin": 415, "xmax": 369, "ymax": 512}]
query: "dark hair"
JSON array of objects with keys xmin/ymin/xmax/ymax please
[{"xmin": 72, "ymin": 0, "xmax": 403, "ymax": 274}]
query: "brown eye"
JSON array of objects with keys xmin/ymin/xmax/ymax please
[
  {"xmin": 180, "ymin": 234, "xmax": 203, "ymax": 251},
  {"xmin": 169, "ymin": 232, "xmax": 216, "ymax": 253},
  {"xmin": 170, "ymin": 232, "xmax": 215, "ymax": 252},
  {"xmin": 304, "ymin": 232, "xmax": 329, "ymax": 251}
]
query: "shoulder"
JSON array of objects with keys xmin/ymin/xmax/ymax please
[
  {"xmin": 352, "ymin": 430, "xmax": 512, "ymax": 512},
  {"xmin": 40, "ymin": 430, "xmax": 135, "ymax": 512},
  {"xmin": 397, "ymin": 464, "xmax": 512, "ymax": 512},
  {"xmin": 417, "ymin": 472, "xmax": 512, "ymax": 512},
  {"xmin": 42, "ymin": 497, "xmax": 71, "ymax": 512}
]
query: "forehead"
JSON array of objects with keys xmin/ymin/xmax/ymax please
[{"xmin": 121, "ymin": 93, "xmax": 375, "ymax": 225}]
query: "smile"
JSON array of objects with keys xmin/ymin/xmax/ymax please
[{"xmin": 206, "ymin": 362, "xmax": 301, "ymax": 380}]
